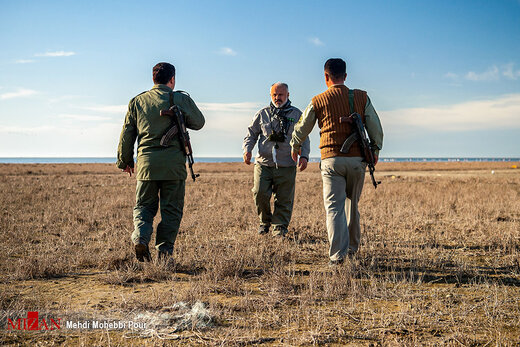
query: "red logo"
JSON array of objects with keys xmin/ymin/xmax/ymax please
[{"xmin": 7, "ymin": 312, "xmax": 61, "ymax": 331}]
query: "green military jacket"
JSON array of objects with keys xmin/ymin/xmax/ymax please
[{"xmin": 116, "ymin": 84, "xmax": 205, "ymax": 180}]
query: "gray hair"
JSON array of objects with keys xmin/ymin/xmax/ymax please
[{"xmin": 271, "ymin": 82, "xmax": 289, "ymax": 91}]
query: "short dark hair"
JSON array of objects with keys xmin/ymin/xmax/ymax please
[
  {"xmin": 153, "ymin": 62, "xmax": 176, "ymax": 84},
  {"xmin": 324, "ymin": 58, "xmax": 346, "ymax": 80}
]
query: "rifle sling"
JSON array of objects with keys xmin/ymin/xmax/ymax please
[
  {"xmin": 169, "ymin": 91, "xmax": 174, "ymax": 108},
  {"xmin": 160, "ymin": 92, "xmax": 178, "ymax": 147},
  {"xmin": 339, "ymin": 89, "xmax": 359, "ymax": 154},
  {"xmin": 348, "ymin": 89, "xmax": 354, "ymax": 114}
]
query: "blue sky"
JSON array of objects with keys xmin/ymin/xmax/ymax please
[{"xmin": 0, "ymin": 0, "xmax": 519, "ymax": 157}]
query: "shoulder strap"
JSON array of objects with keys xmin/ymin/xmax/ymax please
[
  {"xmin": 168, "ymin": 90, "xmax": 191, "ymax": 108},
  {"xmin": 169, "ymin": 91, "xmax": 174, "ymax": 108},
  {"xmin": 348, "ymin": 89, "xmax": 354, "ymax": 115}
]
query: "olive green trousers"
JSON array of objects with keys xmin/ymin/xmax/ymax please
[
  {"xmin": 132, "ymin": 180, "xmax": 185, "ymax": 255},
  {"xmin": 252, "ymin": 164, "xmax": 296, "ymax": 233}
]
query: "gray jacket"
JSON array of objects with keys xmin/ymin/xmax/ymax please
[{"xmin": 243, "ymin": 102, "xmax": 310, "ymax": 167}]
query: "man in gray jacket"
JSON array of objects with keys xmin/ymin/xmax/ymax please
[{"xmin": 243, "ymin": 82, "xmax": 310, "ymax": 236}]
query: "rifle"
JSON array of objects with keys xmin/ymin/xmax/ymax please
[
  {"xmin": 339, "ymin": 113, "xmax": 381, "ymax": 188},
  {"xmin": 160, "ymin": 105, "xmax": 200, "ymax": 181}
]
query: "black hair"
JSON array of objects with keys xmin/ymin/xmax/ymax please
[
  {"xmin": 152, "ymin": 62, "xmax": 176, "ymax": 84},
  {"xmin": 324, "ymin": 58, "xmax": 346, "ymax": 80}
]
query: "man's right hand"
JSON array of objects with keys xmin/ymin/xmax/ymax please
[
  {"xmin": 291, "ymin": 149, "xmax": 300, "ymax": 163},
  {"xmin": 123, "ymin": 165, "xmax": 134, "ymax": 177},
  {"xmin": 243, "ymin": 152, "xmax": 252, "ymax": 165}
]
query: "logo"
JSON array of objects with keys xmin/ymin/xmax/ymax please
[{"xmin": 7, "ymin": 312, "xmax": 61, "ymax": 331}]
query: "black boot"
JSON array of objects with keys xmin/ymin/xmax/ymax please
[
  {"xmin": 258, "ymin": 225, "xmax": 270, "ymax": 235},
  {"xmin": 135, "ymin": 244, "xmax": 151, "ymax": 262}
]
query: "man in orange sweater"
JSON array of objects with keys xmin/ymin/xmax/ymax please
[{"xmin": 290, "ymin": 58, "xmax": 383, "ymax": 265}]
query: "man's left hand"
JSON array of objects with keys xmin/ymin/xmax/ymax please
[{"xmin": 298, "ymin": 158, "xmax": 308, "ymax": 171}]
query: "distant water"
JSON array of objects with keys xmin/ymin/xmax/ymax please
[
  {"xmin": 0, "ymin": 157, "xmax": 242, "ymax": 164},
  {"xmin": 0, "ymin": 157, "xmax": 518, "ymax": 164}
]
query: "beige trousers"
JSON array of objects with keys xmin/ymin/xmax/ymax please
[{"xmin": 320, "ymin": 157, "xmax": 366, "ymax": 261}]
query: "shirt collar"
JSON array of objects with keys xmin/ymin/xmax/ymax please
[{"xmin": 152, "ymin": 84, "xmax": 173, "ymax": 92}]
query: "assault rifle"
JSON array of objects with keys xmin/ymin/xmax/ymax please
[
  {"xmin": 160, "ymin": 105, "xmax": 200, "ymax": 181},
  {"xmin": 339, "ymin": 113, "xmax": 380, "ymax": 189}
]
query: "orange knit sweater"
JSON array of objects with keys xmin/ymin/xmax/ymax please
[{"xmin": 312, "ymin": 85, "xmax": 367, "ymax": 159}]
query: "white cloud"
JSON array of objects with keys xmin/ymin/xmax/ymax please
[
  {"xmin": 15, "ymin": 59, "xmax": 35, "ymax": 64},
  {"xmin": 382, "ymin": 93, "xmax": 520, "ymax": 132},
  {"xmin": 464, "ymin": 63, "xmax": 520, "ymax": 82},
  {"xmin": 465, "ymin": 65, "xmax": 500, "ymax": 81},
  {"xmin": 198, "ymin": 102, "xmax": 262, "ymax": 134},
  {"xmin": 35, "ymin": 51, "xmax": 76, "ymax": 57},
  {"xmin": 0, "ymin": 125, "xmax": 56, "ymax": 135},
  {"xmin": 188, "ymin": 101, "xmax": 263, "ymax": 156},
  {"xmin": 0, "ymin": 88, "xmax": 38, "ymax": 100},
  {"xmin": 47, "ymin": 95, "xmax": 87, "ymax": 104},
  {"xmin": 0, "ymin": 122, "xmax": 122, "ymax": 157},
  {"xmin": 502, "ymin": 63, "xmax": 520, "ymax": 80},
  {"xmin": 198, "ymin": 102, "xmax": 262, "ymax": 113},
  {"xmin": 58, "ymin": 114, "xmax": 112, "ymax": 121},
  {"xmin": 218, "ymin": 47, "xmax": 237, "ymax": 56},
  {"xmin": 82, "ymin": 105, "xmax": 127, "ymax": 114},
  {"xmin": 309, "ymin": 37, "xmax": 324, "ymax": 46},
  {"xmin": 443, "ymin": 72, "xmax": 459, "ymax": 80}
]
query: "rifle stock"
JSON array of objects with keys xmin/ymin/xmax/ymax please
[{"xmin": 160, "ymin": 105, "xmax": 200, "ymax": 181}]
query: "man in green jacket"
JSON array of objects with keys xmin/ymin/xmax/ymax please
[{"xmin": 117, "ymin": 62, "xmax": 205, "ymax": 262}]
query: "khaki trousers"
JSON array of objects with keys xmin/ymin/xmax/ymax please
[
  {"xmin": 252, "ymin": 164, "xmax": 296, "ymax": 233},
  {"xmin": 320, "ymin": 157, "xmax": 366, "ymax": 261}
]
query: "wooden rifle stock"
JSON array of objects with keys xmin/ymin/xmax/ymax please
[{"xmin": 160, "ymin": 105, "xmax": 200, "ymax": 181}]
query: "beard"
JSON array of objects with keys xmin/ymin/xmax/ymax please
[{"xmin": 273, "ymin": 99, "xmax": 287, "ymax": 108}]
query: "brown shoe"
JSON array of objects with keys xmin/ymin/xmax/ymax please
[{"xmin": 135, "ymin": 243, "xmax": 151, "ymax": 262}]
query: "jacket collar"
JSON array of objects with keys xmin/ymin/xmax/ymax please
[{"xmin": 152, "ymin": 84, "xmax": 173, "ymax": 92}]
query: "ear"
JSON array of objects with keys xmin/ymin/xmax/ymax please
[
  {"xmin": 167, "ymin": 76, "xmax": 176, "ymax": 89},
  {"xmin": 324, "ymin": 72, "xmax": 330, "ymax": 82}
]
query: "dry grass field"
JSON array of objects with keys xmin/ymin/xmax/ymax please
[{"xmin": 0, "ymin": 161, "xmax": 519, "ymax": 346}]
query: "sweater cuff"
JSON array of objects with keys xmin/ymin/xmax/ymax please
[{"xmin": 116, "ymin": 159, "xmax": 134, "ymax": 170}]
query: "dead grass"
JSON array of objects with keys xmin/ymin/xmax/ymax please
[{"xmin": 0, "ymin": 161, "xmax": 519, "ymax": 345}]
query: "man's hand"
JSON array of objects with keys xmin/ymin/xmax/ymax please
[
  {"xmin": 123, "ymin": 165, "xmax": 134, "ymax": 177},
  {"xmin": 291, "ymin": 149, "xmax": 300, "ymax": 163},
  {"xmin": 298, "ymin": 158, "xmax": 308, "ymax": 171},
  {"xmin": 243, "ymin": 152, "xmax": 252, "ymax": 165}
]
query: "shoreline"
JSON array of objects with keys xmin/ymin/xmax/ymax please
[{"xmin": 0, "ymin": 157, "xmax": 520, "ymax": 164}]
